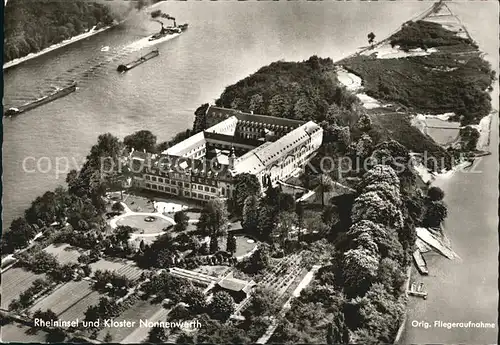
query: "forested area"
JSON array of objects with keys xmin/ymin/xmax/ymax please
[{"xmin": 3, "ymin": 0, "xmax": 115, "ymax": 62}]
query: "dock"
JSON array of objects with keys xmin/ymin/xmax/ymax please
[
  {"xmin": 408, "ymin": 282, "xmax": 428, "ymax": 299},
  {"xmin": 412, "ymin": 249, "xmax": 429, "ymax": 275}
]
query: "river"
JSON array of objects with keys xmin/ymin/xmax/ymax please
[
  {"xmin": 401, "ymin": 2, "xmax": 499, "ymax": 343},
  {"xmin": 2, "ymin": 1, "xmax": 432, "ymax": 227}
]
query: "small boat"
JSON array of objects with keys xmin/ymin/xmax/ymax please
[
  {"xmin": 413, "ymin": 249, "xmax": 429, "ymax": 275},
  {"xmin": 101, "ymin": 46, "xmax": 110, "ymax": 52}
]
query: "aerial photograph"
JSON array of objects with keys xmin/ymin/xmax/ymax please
[{"xmin": 1, "ymin": 0, "xmax": 498, "ymax": 343}]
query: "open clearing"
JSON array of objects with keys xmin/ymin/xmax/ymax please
[
  {"xmin": 28, "ymin": 280, "xmax": 100, "ymax": 320},
  {"xmin": 116, "ymin": 214, "xmax": 172, "ymax": 234},
  {"xmin": 1, "ymin": 267, "xmax": 46, "ymax": 310},
  {"xmin": 90, "ymin": 258, "xmax": 145, "ymax": 281},
  {"xmin": 43, "ymin": 243, "xmax": 82, "ymax": 265},
  {"xmin": 97, "ymin": 298, "xmax": 165, "ymax": 342},
  {"xmin": 0, "ymin": 322, "xmax": 49, "ymax": 343}
]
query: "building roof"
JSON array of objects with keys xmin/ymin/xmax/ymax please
[
  {"xmin": 216, "ymin": 277, "xmax": 255, "ymax": 294},
  {"xmin": 164, "ymin": 131, "xmax": 206, "ymax": 157},
  {"xmin": 207, "ymin": 106, "xmax": 304, "ymax": 128}
]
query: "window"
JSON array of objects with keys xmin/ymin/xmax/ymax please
[
  {"xmin": 151, "ymin": 177, "xmax": 157, "ymax": 182},
  {"xmin": 159, "ymin": 185, "xmax": 164, "ymax": 191},
  {"xmin": 204, "ymin": 195, "xmax": 210, "ymax": 200},
  {"xmin": 172, "ymin": 188, "xmax": 177, "ymax": 194},
  {"xmin": 166, "ymin": 187, "xmax": 170, "ymax": 192},
  {"xmin": 177, "ymin": 182, "xmax": 182, "ymax": 187},
  {"xmin": 184, "ymin": 191, "xmax": 190, "ymax": 196},
  {"xmin": 158, "ymin": 178, "xmax": 163, "ymax": 183},
  {"xmin": 192, "ymin": 193, "xmax": 197, "ymax": 198},
  {"xmin": 198, "ymin": 186, "xmax": 203, "ymax": 190},
  {"xmin": 221, "ymin": 188, "xmax": 225, "ymax": 196},
  {"xmin": 204, "ymin": 186, "xmax": 209, "ymax": 192},
  {"xmin": 184, "ymin": 183, "xmax": 190, "ymax": 188},
  {"xmin": 146, "ymin": 175, "xmax": 151, "ymax": 180},
  {"xmin": 152, "ymin": 185, "xmax": 158, "ymax": 190},
  {"xmin": 211, "ymin": 188, "xmax": 216, "ymax": 193},
  {"xmin": 146, "ymin": 183, "xmax": 151, "ymax": 188},
  {"xmin": 165, "ymin": 179, "xmax": 170, "ymax": 184}
]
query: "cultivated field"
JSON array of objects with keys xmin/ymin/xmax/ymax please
[
  {"xmin": 28, "ymin": 279, "xmax": 103, "ymax": 323},
  {"xmin": 97, "ymin": 299, "xmax": 165, "ymax": 342},
  {"xmin": 90, "ymin": 258, "xmax": 145, "ymax": 281},
  {"xmin": 0, "ymin": 322, "xmax": 49, "ymax": 343},
  {"xmin": 43, "ymin": 243, "xmax": 82, "ymax": 265},
  {"xmin": 1, "ymin": 267, "xmax": 46, "ymax": 310}
]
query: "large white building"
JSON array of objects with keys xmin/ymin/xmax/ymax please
[{"xmin": 131, "ymin": 106, "xmax": 323, "ymax": 202}]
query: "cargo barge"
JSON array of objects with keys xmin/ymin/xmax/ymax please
[
  {"xmin": 117, "ymin": 49, "xmax": 159, "ymax": 72},
  {"xmin": 4, "ymin": 81, "xmax": 77, "ymax": 116}
]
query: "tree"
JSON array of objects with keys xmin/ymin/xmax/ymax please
[
  {"xmin": 368, "ymin": 32, "xmax": 376, "ymax": 46},
  {"xmin": 184, "ymin": 287, "xmax": 207, "ymax": 314},
  {"xmin": 2, "ymin": 217, "xmax": 37, "ymax": 253},
  {"xmin": 226, "ymin": 233, "xmax": 237, "ymax": 254},
  {"xmin": 243, "ymin": 287, "xmax": 280, "ymax": 320},
  {"xmin": 233, "ymin": 174, "xmax": 261, "ymax": 216},
  {"xmin": 459, "ymin": 126, "xmax": 480, "ymax": 151},
  {"xmin": 427, "ymin": 186, "xmax": 445, "ymax": 201},
  {"xmin": 319, "ymin": 174, "xmax": 335, "ymax": 207},
  {"xmin": 197, "ymin": 199, "xmax": 229, "ymax": 237},
  {"xmin": 242, "ymin": 195, "xmax": 259, "ymax": 233},
  {"xmin": 111, "ymin": 202, "xmax": 124, "ymax": 213},
  {"xmin": 147, "ymin": 325, "xmax": 168, "ymax": 343},
  {"xmin": 273, "ymin": 212, "xmax": 298, "ymax": 247},
  {"xmin": 357, "ymin": 114, "xmax": 372, "ymax": 132},
  {"xmin": 209, "ymin": 235, "xmax": 219, "ymax": 254},
  {"xmin": 33, "ymin": 309, "xmax": 58, "ymax": 323},
  {"xmin": 123, "ymin": 130, "xmax": 157, "ymax": 153},
  {"xmin": 209, "ymin": 291, "xmax": 235, "ymax": 321},
  {"xmin": 104, "ymin": 332, "xmax": 113, "ymax": 342},
  {"xmin": 115, "ymin": 225, "xmax": 135, "ymax": 243},
  {"xmin": 423, "ymin": 200, "xmax": 448, "ymax": 228},
  {"xmin": 342, "ymin": 248, "xmax": 380, "ymax": 297},
  {"xmin": 249, "ymin": 94, "xmax": 264, "ymax": 114},
  {"xmin": 174, "ymin": 211, "xmax": 189, "ymax": 232}
]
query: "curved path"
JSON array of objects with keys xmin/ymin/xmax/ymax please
[{"xmin": 109, "ymin": 202, "xmax": 200, "ymax": 240}]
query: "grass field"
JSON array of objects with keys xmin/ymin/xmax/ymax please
[
  {"xmin": 97, "ymin": 299, "xmax": 165, "ymax": 342},
  {"xmin": 89, "ymin": 258, "xmax": 145, "ymax": 281},
  {"xmin": 43, "ymin": 243, "xmax": 83, "ymax": 265},
  {"xmin": 116, "ymin": 214, "xmax": 172, "ymax": 234},
  {"xmin": 218, "ymin": 235, "xmax": 257, "ymax": 258},
  {"xmin": 1, "ymin": 267, "xmax": 46, "ymax": 310},
  {"xmin": 28, "ymin": 280, "xmax": 98, "ymax": 319},
  {"xmin": 0, "ymin": 322, "xmax": 50, "ymax": 343}
]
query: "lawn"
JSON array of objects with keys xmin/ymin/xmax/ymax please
[
  {"xmin": 28, "ymin": 280, "xmax": 97, "ymax": 318},
  {"xmin": 96, "ymin": 298, "xmax": 165, "ymax": 342},
  {"xmin": 116, "ymin": 214, "xmax": 172, "ymax": 234},
  {"xmin": 89, "ymin": 258, "xmax": 145, "ymax": 281},
  {"xmin": 1, "ymin": 267, "xmax": 46, "ymax": 310},
  {"xmin": 218, "ymin": 235, "xmax": 257, "ymax": 258},
  {"xmin": 0, "ymin": 322, "xmax": 50, "ymax": 343},
  {"xmin": 43, "ymin": 243, "xmax": 83, "ymax": 265}
]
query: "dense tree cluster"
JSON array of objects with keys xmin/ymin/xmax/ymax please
[
  {"xmin": 4, "ymin": 0, "xmax": 115, "ymax": 62},
  {"xmin": 9, "ymin": 278, "xmax": 52, "ymax": 311},
  {"xmin": 390, "ymin": 20, "xmax": 476, "ymax": 51}
]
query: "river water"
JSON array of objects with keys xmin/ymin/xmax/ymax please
[
  {"xmin": 401, "ymin": 2, "xmax": 499, "ymax": 343},
  {"xmin": 2, "ymin": 2, "xmax": 499, "ymax": 341}
]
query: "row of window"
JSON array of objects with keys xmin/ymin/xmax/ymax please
[
  {"xmin": 145, "ymin": 183, "xmax": 215, "ymax": 201},
  {"xmin": 145, "ymin": 175, "xmax": 218, "ymax": 189}
]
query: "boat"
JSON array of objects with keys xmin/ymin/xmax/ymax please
[
  {"xmin": 117, "ymin": 49, "xmax": 160, "ymax": 72},
  {"xmin": 148, "ymin": 20, "xmax": 188, "ymax": 42},
  {"xmin": 4, "ymin": 82, "xmax": 77, "ymax": 116},
  {"xmin": 408, "ymin": 281, "xmax": 428, "ymax": 299},
  {"xmin": 413, "ymin": 249, "xmax": 429, "ymax": 275},
  {"xmin": 101, "ymin": 46, "xmax": 110, "ymax": 52}
]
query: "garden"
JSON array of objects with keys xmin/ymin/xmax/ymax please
[{"xmin": 115, "ymin": 214, "xmax": 172, "ymax": 235}]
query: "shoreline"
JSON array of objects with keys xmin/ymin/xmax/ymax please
[{"xmin": 3, "ymin": 1, "xmax": 166, "ymax": 71}]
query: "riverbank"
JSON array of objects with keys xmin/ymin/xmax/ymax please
[{"xmin": 3, "ymin": 1, "xmax": 166, "ymax": 71}]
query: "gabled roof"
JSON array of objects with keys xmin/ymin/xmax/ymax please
[{"xmin": 216, "ymin": 277, "xmax": 256, "ymax": 294}]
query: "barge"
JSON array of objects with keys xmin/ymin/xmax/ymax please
[
  {"xmin": 117, "ymin": 49, "xmax": 159, "ymax": 72},
  {"xmin": 4, "ymin": 81, "xmax": 77, "ymax": 116}
]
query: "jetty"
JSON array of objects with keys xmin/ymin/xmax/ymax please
[
  {"xmin": 117, "ymin": 49, "xmax": 159, "ymax": 72},
  {"xmin": 412, "ymin": 249, "xmax": 429, "ymax": 275},
  {"xmin": 408, "ymin": 282, "xmax": 428, "ymax": 299}
]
